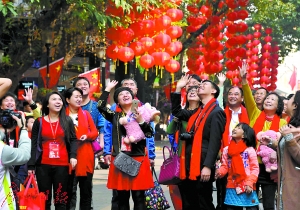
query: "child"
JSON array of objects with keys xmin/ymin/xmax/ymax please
[{"xmin": 216, "ymin": 123, "xmax": 259, "ymax": 210}]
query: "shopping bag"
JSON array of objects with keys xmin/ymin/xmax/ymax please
[
  {"xmin": 18, "ymin": 174, "xmax": 47, "ymax": 210},
  {"xmin": 145, "ymin": 167, "xmax": 170, "ymax": 210}
]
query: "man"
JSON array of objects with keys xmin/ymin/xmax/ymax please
[
  {"xmin": 216, "ymin": 86, "xmax": 249, "ymax": 210},
  {"xmin": 71, "ymin": 76, "xmax": 105, "ymax": 210},
  {"xmin": 103, "ymin": 78, "xmax": 156, "ymax": 210},
  {"xmin": 176, "ymin": 80, "xmax": 226, "ymax": 210},
  {"xmin": 253, "ymin": 87, "xmax": 268, "ymax": 110}
]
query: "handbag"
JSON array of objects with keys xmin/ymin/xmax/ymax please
[
  {"xmin": 158, "ymin": 146, "xmax": 181, "ymax": 185},
  {"xmin": 145, "ymin": 167, "xmax": 170, "ymax": 210},
  {"xmin": 18, "ymin": 174, "xmax": 47, "ymax": 210},
  {"xmin": 82, "ymin": 110, "xmax": 102, "ymax": 154},
  {"xmin": 113, "ymin": 152, "xmax": 141, "ymax": 177}
]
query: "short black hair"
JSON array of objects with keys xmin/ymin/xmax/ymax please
[
  {"xmin": 189, "ymin": 74, "xmax": 201, "ymax": 83},
  {"xmin": 262, "ymin": 92, "xmax": 284, "ymax": 117},
  {"xmin": 64, "ymin": 87, "xmax": 83, "ymax": 101},
  {"xmin": 73, "ymin": 77, "xmax": 90, "ymax": 87},
  {"xmin": 23, "ymin": 101, "xmax": 30, "ymax": 107},
  {"xmin": 25, "ymin": 115, "xmax": 34, "ymax": 127},
  {"xmin": 0, "ymin": 92, "xmax": 17, "ymax": 106},
  {"xmin": 236, "ymin": 122, "xmax": 256, "ymax": 148},
  {"xmin": 255, "ymin": 87, "xmax": 269, "ymax": 95},
  {"xmin": 202, "ymin": 80, "xmax": 220, "ymax": 98},
  {"xmin": 227, "ymin": 86, "xmax": 244, "ymax": 96},
  {"xmin": 287, "ymin": 94, "xmax": 294, "ymax": 100}
]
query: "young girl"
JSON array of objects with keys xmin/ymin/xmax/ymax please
[{"xmin": 216, "ymin": 123, "xmax": 259, "ymax": 210}]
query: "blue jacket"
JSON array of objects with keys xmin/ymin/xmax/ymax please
[{"xmin": 103, "ymin": 103, "xmax": 156, "ymax": 159}]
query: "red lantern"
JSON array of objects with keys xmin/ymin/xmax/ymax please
[
  {"xmin": 237, "ymin": 10, "xmax": 248, "ymax": 20},
  {"xmin": 166, "ymin": 42, "xmax": 179, "ymax": 57},
  {"xmin": 264, "ymin": 36, "xmax": 272, "ymax": 43},
  {"xmin": 253, "ymin": 32, "xmax": 261, "ymax": 39},
  {"xmin": 265, "ymin": 28, "xmax": 273, "ymax": 34},
  {"xmin": 142, "ymin": 20, "xmax": 155, "ymax": 36},
  {"xmin": 140, "ymin": 54, "xmax": 155, "ymax": 80},
  {"xmin": 166, "ymin": 26, "xmax": 183, "ymax": 39},
  {"xmin": 165, "ymin": 59, "xmax": 180, "ymax": 82},
  {"xmin": 118, "ymin": 47, "xmax": 135, "ymax": 74},
  {"xmin": 129, "ymin": 41, "xmax": 145, "ymax": 56},
  {"xmin": 129, "ymin": 21, "xmax": 144, "ymax": 38},
  {"xmin": 227, "ymin": 24, "xmax": 237, "ymax": 34},
  {"xmin": 106, "ymin": 28, "xmax": 120, "ymax": 41},
  {"xmin": 253, "ymin": 24, "xmax": 261, "ymax": 30},
  {"xmin": 155, "ymin": 15, "xmax": 172, "ymax": 32},
  {"xmin": 140, "ymin": 37, "xmax": 155, "ymax": 52},
  {"xmin": 106, "ymin": 44, "xmax": 119, "ymax": 60},
  {"xmin": 166, "ymin": 9, "xmax": 183, "ymax": 22},
  {"xmin": 232, "ymin": 77, "xmax": 240, "ymax": 85},
  {"xmin": 237, "ymin": 22, "xmax": 248, "ymax": 33},
  {"xmin": 154, "ymin": 33, "xmax": 171, "ymax": 49},
  {"xmin": 226, "ymin": 70, "xmax": 234, "ymax": 79},
  {"xmin": 252, "ymin": 39, "xmax": 260, "ymax": 46},
  {"xmin": 227, "ymin": 12, "xmax": 238, "ymax": 21},
  {"xmin": 119, "ymin": 28, "xmax": 135, "ymax": 44}
]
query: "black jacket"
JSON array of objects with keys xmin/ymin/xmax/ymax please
[
  {"xmin": 27, "ymin": 116, "xmax": 78, "ymax": 170},
  {"xmin": 97, "ymin": 91, "xmax": 154, "ymax": 157}
]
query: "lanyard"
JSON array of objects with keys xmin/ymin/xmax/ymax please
[{"xmin": 48, "ymin": 116, "xmax": 59, "ymax": 140}]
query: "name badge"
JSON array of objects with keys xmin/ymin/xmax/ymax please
[{"xmin": 49, "ymin": 142, "xmax": 60, "ymax": 158}]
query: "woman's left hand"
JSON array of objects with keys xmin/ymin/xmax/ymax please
[
  {"xmin": 70, "ymin": 158, "xmax": 77, "ymax": 169},
  {"xmin": 133, "ymin": 108, "xmax": 144, "ymax": 124},
  {"xmin": 245, "ymin": 185, "xmax": 253, "ymax": 194},
  {"xmin": 79, "ymin": 135, "xmax": 87, "ymax": 141}
]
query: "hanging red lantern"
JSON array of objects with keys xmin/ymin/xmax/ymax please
[
  {"xmin": 265, "ymin": 28, "xmax": 273, "ymax": 34},
  {"xmin": 155, "ymin": 15, "xmax": 172, "ymax": 32},
  {"xmin": 252, "ymin": 39, "xmax": 260, "ymax": 46},
  {"xmin": 264, "ymin": 36, "xmax": 272, "ymax": 42},
  {"xmin": 139, "ymin": 54, "xmax": 155, "ymax": 80},
  {"xmin": 165, "ymin": 59, "xmax": 180, "ymax": 82},
  {"xmin": 129, "ymin": 21, "xmax": 144, "ymax": 39},
  {"xmin": 166, "ymin": 9, "xmax": 183, "ymax": 22},
  {"xmin": 154, "ymin": 33, "xmax": 171, "ymax": 49},
  {"xmin": 227, "ymin": 24, "xmax": 237, "ymax": 34},
  {"xmin": 237, "ymin": 10, "xmax": 248, "ymax": 20},
  {"xmin": 118, "ymin": 47, "xmax": 135, "ymax": 74},
  {"xmin": 237, "ymin": 22, "xmax": 248, "ymax": 33},
  {"xmin": 119, "ymin": 28, "xmax": 135, "ymax": 44},
  {"xmin": 166, "ymin": 42, "xmax": 179, "ymax": 57},
  {"xmin": 129, "ymin": 41, "xmax": 145, "ymax": 56},
  {"xmin": 166, "ymin": 26, "xmax": 183, "ymax": 40},
  {"xmin": 253, "ymin": 32, "xmax": 261, "ymax": 39},
  {"xmin": 106, "ymin": 28, "xmax": 120, "ymax": 42},
  {"xmin": 140, "ymin": 37, "xmax": 155, "ymax": 52},
  {"xmin": 142, "ymin": 19, "xmax": 155, "ymax": 36},
  {"xmin": 106, "ymin": 44, "xmax": 119, "ymax": 60},
  {"xmin": 226, "ymin": 70, "xmax": 234, "ymax": 79},
  {"xmin": 227, "ymin": 12, "xmax": 238, "ymax": 21},
  {"xmin": 253, "ymin": 24, "xmax": 262, "ymax": 30}
]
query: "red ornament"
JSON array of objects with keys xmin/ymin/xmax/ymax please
[
  {"xmin": 140, "ymin": 37, "xmax": 155, "ymax": 52},
  {"xmin": 237, "ymin": 10, "xmax": 248, "ymax": 20},
  {"xmin": 142, "ymin": 20, "xmax": 155, "ymax": 35},
  {"xmin": 226, "ymin": 70, "xmax": 234, "ymax": 79},
  {"xmin": 253, "ymin": 24, "xmax": 262, "ymax": 30},
  {"xmin": 129, "ymin": 41, "xmax": 145, "ymax": 56},
  {"xmin": 154, "ymin": 33, "xmax": 171, "ymax": 49},
  {"xmin": 237, "ymin": 22, "xmax": 248, "ymax": 33},
  {"xmin": 264, "ymin": 36, "xmax": 272, "ymax": 43},
  {"xmin": 265, "ymin": 28, "xmax": 273, "ymax": 34},
  {"xmin": 118, "ymin": 47, "xmax": 134, "ymax": 62},
  {"xmin": 165, "ymin": 59, "xmax": 180, "ymax": 73},
  {"xmin": 166, "ymin": 9, "xmax": 183, "ymax": 22},
  {"xmin": 106, "ymin": 28, "xmax": 120, "ymax": 41},
  {"xmin": 227, "ymin": 12, "xmax": 238, "ymax": 21},
  {"xmin": 166, "ymin": 42, "xmax": 179, "ymax": 57},
  {"xmin": 106, "ymin": 44, "xmax": 119, "ymax": 60},
  {"xmin": 155, "ymin": 15, "xmax": 172, "ymax": 32},
  {"xmin": 252, "ymin": 39, "xmax": 260, "ymax": 46},
  {"xmin": 129, "ymin": 21, "xmax": 144, "ymax": 38},
  {"xmin": 166, "ymin": 26, "xmax": 183, "ymax": 39},
  {"xmin": 253, "ymin": 32, "xmax": 261, "ymax": 39},
  {"xmin": 119, "ymin": 28, "xmax": 135, "ymax": 44},
  {"xmin": 139, "ymin": 54, "xmax": 155, "ymax": 69}
]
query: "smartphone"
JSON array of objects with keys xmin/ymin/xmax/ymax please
[{"xmin": 131, "ymin": 99, "xmax": 140, "ymax": 113}]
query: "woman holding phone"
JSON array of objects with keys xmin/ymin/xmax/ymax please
[{"xmin": 97, "ymin": 80, "xmax": 154, "ymax": 210}]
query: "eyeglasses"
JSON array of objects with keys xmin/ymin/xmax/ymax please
[{"xmin": 188, "ymin": 89, "xmax": 198, "ymax": 94}]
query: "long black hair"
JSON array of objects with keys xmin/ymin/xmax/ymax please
[
  {"xmin": 236, "ymin": 122, "xmax": 256, "ymax": 148},
  {"xmin": 42, "ymin": 91, "xmax": 72, "ymax": 143},
  {"xmin": 289, "ymin": 90, "xmax": 300, "ymax": 127}
]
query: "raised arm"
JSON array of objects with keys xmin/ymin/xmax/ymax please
[{"xmin": 0, "ymin": 78, "xmax": 12, "ymax": 98}]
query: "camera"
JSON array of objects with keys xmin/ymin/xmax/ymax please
[
  {"xmin": 180, "ymin": 132, "xmax": 194, "ymax": 141},
  {"xmin": 0, "ymin": 109, "xmax": 22, "ymax": 129}
]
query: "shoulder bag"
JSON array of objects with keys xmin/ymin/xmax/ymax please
[{"xmin": 113, "ymin": 114, "xmax": 144, "ymax": 177}]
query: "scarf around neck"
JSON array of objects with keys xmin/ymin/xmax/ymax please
[
  {"xmin": 180, "ymin": 98, "xmax": 216, "ymax": 180},
  {"xmin": 228, "ymin": 140, "xmax": 248, "ymax": 184},
  {"xmin": 222, "ymin": 106, "xmax": 249, "ymax": 150}
]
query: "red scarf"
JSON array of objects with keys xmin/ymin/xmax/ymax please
[
  {"xmin": 180, "ymin": 98, "xmax": 216, "ymax": 180},
  {"xmin": 66, "ymin": 107, "xmax": 98, "ymax": 176},
  {"xmin": 252, "ymin": 111, "xmax": 280, "ymax": 142},
  {"xmin": 228, "ymin": 140, "xmax": 248, "ymax": 184},
  {"xmin": 222, "ymin": 106, "xmax": 249, "ymax": 150}
]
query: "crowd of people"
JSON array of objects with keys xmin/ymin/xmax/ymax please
[{"xmin": 0, "ymin": 61, "xmax": 299, "ymax": 210}]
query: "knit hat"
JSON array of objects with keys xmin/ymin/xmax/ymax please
[{"xmin": 113, "ymin": 87, "xmax": 134, "ymax": 104}]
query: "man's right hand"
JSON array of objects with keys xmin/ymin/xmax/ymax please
[{"xmin": 104, "ymin": 155, "xmax": 111, "ymax": 165}]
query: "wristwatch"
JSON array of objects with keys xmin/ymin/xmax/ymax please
[{"xmin": 284, "ymin": 133, "xmax": 294, "ymax": 142}]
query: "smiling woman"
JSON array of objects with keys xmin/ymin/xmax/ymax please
[{"xmin": 27, "ymin": 91, "xmax": 78, "ymax": 210}]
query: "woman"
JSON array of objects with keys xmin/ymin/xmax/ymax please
[
  {"xmin": 97, "ymin": 80, "xmax": 154, "ymax": 210},
  {"xmin": 240, "ymin": 63, "xmax": 287, "ymax": 210},
  {"xmin": 64, "ymin": 87, "xmax": 98, "ymax": 210},
  {"xmin": 27, "ymin": 91, "xmax": 77, "ymax": 210},
  {"xmin": 167, "ymin": 84, "xmax": 202, "ymax": 210},
  {"xmin": 261, "ymin": 91, "xmax": 300, "ymax": 210}
]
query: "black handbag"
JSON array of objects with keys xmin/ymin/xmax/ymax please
[
  {"xmin": 113, "ymin": 115, "xmax": 145, "ymax": 177},
  {"xmin": 113, "ymin": 152, "xmax": 141, "ymax": 177}
]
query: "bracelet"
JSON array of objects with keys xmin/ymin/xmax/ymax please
[
  {"xmin": 30, "ymin": 102, "xmax": 36, "ymax": 106},
  {"xmin": 284, "ymin": 133, "xmax": 294, "ymax": 141}
]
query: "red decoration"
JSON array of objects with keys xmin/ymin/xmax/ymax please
[
  {"xmin": 130, "ymin": 41, "xmax": 145, "ymax": 56},
  {"xmin": 106, "ymin": 44, "xmax": 119, "ymax": 60},
  {"xmin": 140, "ymin": 37, "xmax": 155, "ymax": 52},
  {"xmin": 166, "ymin": 9, "xmax": 183, "ymax": 22},
  {"xmin": 118, "ymin": 47, "xmax": 135, "ymax": 74},
  {"xmin": 166, "ymin": 26, "xmax": 183, "ymax": 39},
  {"xmin": 165, "ymin": 59, "xmax": 180, "ymax": 82}
]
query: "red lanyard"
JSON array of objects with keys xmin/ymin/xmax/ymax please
[{"xmin": 48, "ymin": 116, "xmax": 59, "ymax": 140}]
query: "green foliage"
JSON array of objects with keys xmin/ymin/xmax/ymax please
[{"xmin": 0, "ymin": 1, "xmax": 17, "ymax": 16}]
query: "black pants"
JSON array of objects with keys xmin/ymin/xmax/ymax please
[
  {"xmin": 216, "ymin": 176, "xmax": 228, "ymax": 210},
  {"xmin": 227, "ymin": 205, "xmax": 258, "ymax": 210},
  {"xmin": 256, "ymin": 182, "xmax": 277, "ymax": 210},
  {"xmin": 178, "ymin": 178, "xmax": 215, "ymax": 210},
  {"xmin": 35, "ymin": 164, "xmax": 69, "ymax": 210},
  {"xmin": 67, "ymin": 171, "xmax": 93, "ymax": 210},
  {"xmin": 117, "ymin": 190, "xmax": 146, "ymax": 210},
  {"xmin": 111, "ymin": 189, "xmax": 119, "ymax": 210}
]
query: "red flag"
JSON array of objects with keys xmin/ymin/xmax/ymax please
[
  {"xmin": 39, "ymin": 57, "xmax": 64, "ymax": 88},
  {"xmin": 78, "ymin": 68, "xmax": 100, "ymax": 101},
  {"xmin": 289, "ymin": 66, "xmax": 297, "ymax": 90}
]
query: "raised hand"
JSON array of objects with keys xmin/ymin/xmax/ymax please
[
  {"xmin": 238, "ymin": 60, "xmax": 248, "ymax": 84},
  {"xmin": 22, "ymin": 88, "xmax": 34, "ymax": 104},
  {"xmin": 216, "ymin": 73, "xmax": 226, "ymax": 87},
  {"xmin": 176, "ymin": 74, "xmax": 190, "ymax": 92},
  {"xmin": 105, "ymin": 80, "xmax": 118, "ymax": 92}
]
